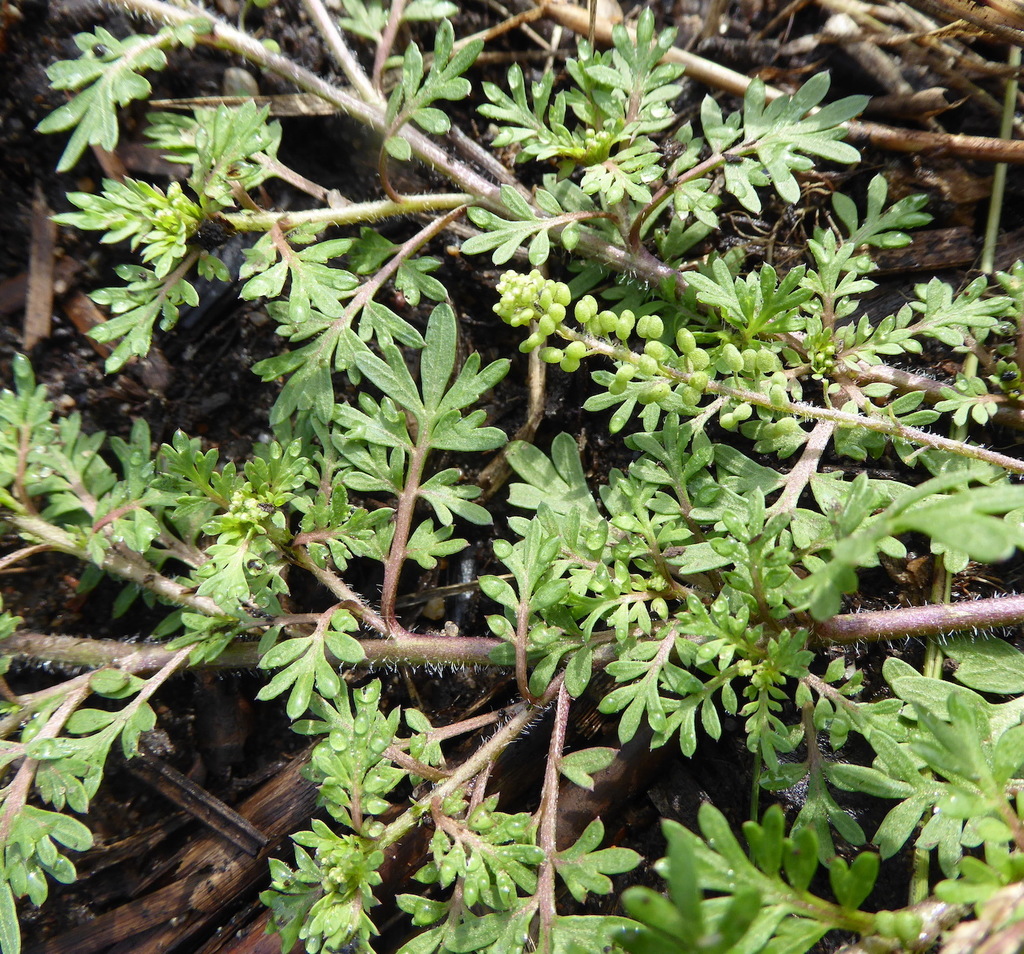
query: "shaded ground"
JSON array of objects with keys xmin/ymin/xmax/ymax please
[{"xmin": 3, "ymin": 1, "xmax": 1024, "ymax": 951}]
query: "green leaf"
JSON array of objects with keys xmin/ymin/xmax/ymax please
[
  {"xmin": 828, "ymin": 852, "xmax": 878, "ymax": 910},
  {"xmin": 257, "ymin": 611, "xmax": 363, "ymax": 719},
  {"xmin": 556, "ymin": 820, "xmax": 640, "ymax": 902},
  {"xmin": 943, "ymin": 635, "xmax": 1024, "ymax": 694},
  {"xmin": 39, "ymin": 23, "xmax": 206, "ymax": 171},
  {"xmin": 0, "ymin": 878, "xmax": 19, "ymax": 954},
  {"xmin": 559, "ymin": 747, "xmax": 617, "ymax": 790}
]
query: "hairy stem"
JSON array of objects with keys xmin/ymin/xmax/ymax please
[{"xmin": 814, "ymin": 593, "xmax": 1024, "ymax": 644}]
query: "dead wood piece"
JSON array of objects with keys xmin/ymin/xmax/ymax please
[
  {"xmin": 23, "ymin": 183, "xmax": 56, "ymax": 352},
  {"xmin": 62, "ymin": 291, "xmax": 112, "ymax": 358},
  {"xmin": 554, "ymin": 726, "xmax": 671, "ymax": 851},
  {"xmin": 869, "ymin": 226, "xmax": 977, "ymax": 273},
  {"xmin": 126, "ymin": 747, "xmax": 268, "ymax": 856},
  {"xmin": 862, "ymin": 86, "xmax": 960, "ymax": 120},
  {"xmin": 538, "ymin": 0, "xmax": 1024, "ymax": 164},
  {"xmin": 27, "ymin": 750, "xmax": 316, "ymax": 954}
]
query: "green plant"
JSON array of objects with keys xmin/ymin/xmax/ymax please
[{"xmin": 6, "ymin": 2, "xmax": 1024, "ymax": 953}]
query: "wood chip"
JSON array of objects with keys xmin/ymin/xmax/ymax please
[{"xmin": 23, "ymin": 183, "xmax": 56, "ymax": 351}]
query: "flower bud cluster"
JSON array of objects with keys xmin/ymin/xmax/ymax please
[
  {"xmin": 495, "ymin": 271, "xmax": 768, "ymax": 410},
  {"xmin": 493, "ymin": 269, "xmax": 572, "ymax": 348},
  {"xmin": 578, "ymin": 128, "xmax": 615, "ymax": 165},
  {"xmin": 493, "ymin": 270, "xmax": 595, "ymax": 372}
]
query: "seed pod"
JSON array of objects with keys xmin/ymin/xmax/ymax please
[
  {"xmin": 722, "ymin": 343, "xmax": 743, "ymax": 373},
  {"xmin": 676, "ymin": 328, "xmax": 697, "ymax": 354}
]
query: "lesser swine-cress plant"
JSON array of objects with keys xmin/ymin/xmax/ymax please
[{"xmin": 3, "ymin": 2, "xmax": 1024, "ymax": 953}]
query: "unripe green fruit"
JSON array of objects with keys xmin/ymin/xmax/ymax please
[
  {"xmin": 688, "ymin": 370, "xmax": 709, "ymax": 392},
  {"xmin": 638, "ymin": 381, "xmax": 671, "ymax": 404},
  {"xmin": 676, "ymin": 328, "xmax": 697, "ymax": 354},
  {"xmin": 644, "ymin": 341, "xmax": 669, "ymax": 361},
  {"xmin": 598, "ymin": 310, "xmax": 619, "ymax": 335},
  {"xmin": 553, "ymin": 283, "xmax": 571, "ymax": 307},
  {"xmin": 742, "ymin": 349, "xmax": 758, "ymax": 373},
  {"xmin": 548, "ymin": 303, "xmax": 566, "ymax": 323},
  {"xmin": 722, "ymin": 343, "xmax": 743, "ymax": 373},
  {"xmin": 756, "ymin": 349, "xmax": 778, "ymax": 374},
  {"xmin": 637, "ymin": 314, "xmax": 664, "ymax": 339},
  {"xmin": 679, "ymin": 386, "xmax": 699, "ymax": 405},
  {"xmin": 559, "ymin": 355, "xmax": 581, "ymax": 372},
  {"xmin": 734, "ymin": 402, "xmax": 753, "ymax": 422},
  {"xmin": 720, "ymin": 411, "xmax": 737, "ymax": 430},
  {"xmin": 540, "ymin": 347, "xmax": 564, "ymax": 363},
  {"xmin": 609, "ymin": 365, "xmax": 635, "ymax": 395},
  {"xmin": 564, "ymin": 341, "xmax": 588, "ymax": 360},
  {"xmin": 637, "ymin": 355, "xmax": 659, "ymax": 377},
  {"xmin": 538, "ymin": 315, "xmax": 557, "ymax": 336},
  {"xmin": 776, "ymin": 417, "xmax": 802, "ymax": 434},
  {"xmin": 615, "ymin": 312, "xmax": 635, "ymax": 341},
  {"xmin": 575, "ymin": 295, "xmax": 598, "ymax": 325},
  {"xmin": 689, "ymin": 349, "xmax": 711, "ymax": 371}
]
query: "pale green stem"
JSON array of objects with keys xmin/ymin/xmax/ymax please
[
  {"xmin": 0, "ymin": 680, "xmax": 93, "ymax": 845},
  {"xmin": 535, "ymin": 683, "xmax": 570, "ymax": 951},
  {"xmin": 221, "ymin": 193, "xmax": 473, "ymax": 231},
  {"xmin": 980, "ymin": 45, "xmax": 1020, "ymax": 276},
  {"xmin": 377, "ymin": 676, "xmax": 564, "ymax": 852},
  {"xmin": 7, "ymin": 513, "xmax": 227, "ymax": 618},
  {"xmin": 301, "ymin": 0, "xmax": 383, "ymax": 107},
  {"xmin": 570, "ymin": 332, "xmax": 1024, "ymax": 475}
]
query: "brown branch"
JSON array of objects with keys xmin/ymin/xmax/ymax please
[{"xmin": 814, "ymin": 592, "xmax": 1024, "ymax": 643}]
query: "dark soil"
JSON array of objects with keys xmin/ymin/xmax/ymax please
[{"xmin": 3, "ymin": 1, "xmax": 1024, "ymax": 952}]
